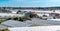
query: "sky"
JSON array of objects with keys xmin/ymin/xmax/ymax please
[{"xmin": 0, "ymin": 0, "xmax": 60, "ymax": 7}]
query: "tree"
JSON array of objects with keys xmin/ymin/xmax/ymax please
[
  {"xmin": 25, "ymin": 12, "xmax": 38, "ymax": 18},
  {"xmin": 16, "ymin": 10, "xmax": 21, "ymax": 14}
]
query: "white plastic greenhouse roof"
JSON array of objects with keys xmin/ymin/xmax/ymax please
[{"xmin": 1, "ymin": 20, "xmax": 32, "ymax": 27}]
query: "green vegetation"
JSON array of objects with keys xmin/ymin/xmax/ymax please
[
  {"xmin": 18, "ymin": 16, "xmax": 31, "ymax": 22},
  {"xmin": 6, "ymin": 12, "xmax": 39, "ymax": 22},
  {"xmin": 7, "ymin": 18, "xmax": 12, "ymax": 20},
  {"xmin": 22, "ymin": 16, "xmax": 30, "ymax": 19},
  {"xmin": 25, "ymin": 12, "xmax": 38, "ymax": 18},
  {"xmin": 6, "ymin": 16, "xmax": 31, "ymax": 22},
  {"xmin": 22, "ymin": 16, "xmax": 31, "ymax": 20},
  {"xmin": 0, "ymin": 28, "xmax": 10, "ymax": 31},
  {"xmin": 0, "ymin": 19, "xmax": 5, "ymax": 23},
  {"xmin": 16, "ymin": 10, "xmax": 21, "ymax": 14},
  {"xmin": 18, "ymin": 17, "xmax": 24, "ymax": 22},
  {"xmin": 13, "ymin": 17, "xmax": 18, "ymax": 20},
  {"xmin": 5, "ymin": 12, "xmax": 39, "ymax": 22}
]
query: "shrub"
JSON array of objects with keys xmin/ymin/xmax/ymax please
[
  {"xmin": 0, "ymin": 19, "xmax": 5, "ymax": 24},
  {"xmin": 0, "ymin": 28, "xmax": 10, "ymax": 31},
  {"xmin": 25, "ymin": 12, "xmax": 38, "ymax": 18},
  {"xmin": 13, "ymin": 17, "xmax": 18, "ymax": 20},
  {"xmin": 7, "ymin": 18, "xmax": 11, "ymax": 20},
  {"xmin": 18, "ymin": 16, "xmax": 31, "ymax": 22},
  {"xmin": 22, "ymin": 16, "xmax": 31, "ymax": 20},
  {"xmin": 18, "ymin": 17, "xmax": 24, "ymax": 22},
  {"xmin": 16, "ymin": 10, "xmax": 21, "ymax": 14}
]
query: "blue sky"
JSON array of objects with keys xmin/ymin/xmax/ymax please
[{"xmin": 0, "ymin": 0, "xmax": 60, "ymax": 7}]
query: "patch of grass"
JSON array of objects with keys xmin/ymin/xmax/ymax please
[{"xmin": 0, "ymin": 19, "xmax": 5, "ymax": 23}]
